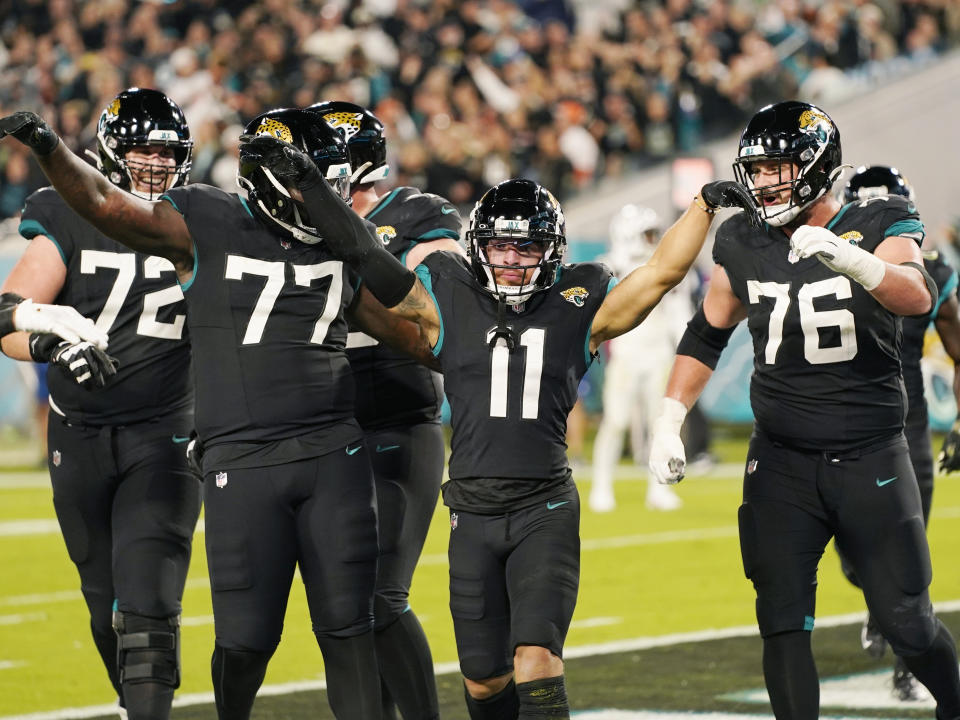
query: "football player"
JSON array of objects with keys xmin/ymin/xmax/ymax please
[
  {"xmin": 0, "ymin": 106, "xmax": 433, "ymax": 720},
  {"xmin": 0, "ymin": 88, "xmax": 200, "ymax": 720},
  {"xmin": 233, "ymin": 132, "xmax": 755, "ymax": 717},
  {"xmin": 839, "ymin": 165, "xmax": 960, "ymax": 701},
  {"xmin": 649, "ymin": 101, "xmax": 960, "ymax": 718},
  {"xmin": 309, "ymin": 100, "xmax": 464, "ymax": 720}
]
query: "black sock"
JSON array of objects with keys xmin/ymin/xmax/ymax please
[
  {"xmin": 762, "ymin": 631, "xmax": 819, "ymax": 720},
  {"xmin": 317, "ymin": 632, "xmax": 382, "ymax": 718},
  {"xmin": 464, "ymin": 679, "xmax": 519, "ymax": 720},
  {"xmin": 210, "ymin": 644, "xmax": 272, "ymax": 720},
  {"xmin": 901, "ymin": 619, "xmax": 960, "ymax": 717},
  {"xmin": 516, "ymin": 676, "xmax": 569, "ymax": 718},
  {"xmin": 375, "ymin": 610, "xmax": 439, "ymax": 720}
]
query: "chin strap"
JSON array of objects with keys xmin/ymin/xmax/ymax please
[{"xmin": 488, "ymin": 293, "xmax": 518, "ymax": 350}]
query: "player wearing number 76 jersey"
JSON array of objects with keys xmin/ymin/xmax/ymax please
[
  {"xmin": 648, "ymin": 101, "xmax": 960, "ymax": 718},
  {"xmin": 0, "ymin": 103, "xmax": 439, "ymax": 720},
  {"xmin": 234, "ymin": 128, "xmax": 757, "ymax": 717}
]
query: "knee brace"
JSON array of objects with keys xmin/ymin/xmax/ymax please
[{"xmin": 113, "ymin": 611, "xmax": 180, "ymax": 688}]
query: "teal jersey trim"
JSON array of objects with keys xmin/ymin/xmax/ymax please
[
  {"xmin": 179, "ymin": 240, "xmax": 199, "ymax": 292},
  {"xmin": 238, "ymin": 196, "xmax": 255, "ymax": 218},
  {"xmin": 931, "ymin": 270, "xmax": 959, "ymax": 320},
  {"xmin": 885, "ymin": 218, "xmax": 925, "ymax": 242},
  {"xmin": 825, "ymin": 204, "xmax": 853, "ymax": 231},
  {"xmin": 159, "ymin": 193, "xmax": 182, "ymax": 215},
  {"xmin": 366, "ymin": 188, "xmax": 403, "ymax": 222},
  {"xmin": 18, "ymin": 219, "xmax": 66, "ymax": 265},
  {"xmin": 414, "ymin": 264, "xmax": 444, "ymax": 356},
  {"xmin": 416, "ymin": 228, "xmax": 460, "ymax": 241},
  {"xmin": 803, "ymin": 615, "xmax": 815, "ymax": 631}
]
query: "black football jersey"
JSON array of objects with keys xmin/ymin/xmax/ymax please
[
  {"xmin": 161, "ymin": 185, "xmax": 361, "ymax": 470},
  {"xmin": 19, "ymin": 188, "xmax": 192, "ymax": 425},
  {"xmin": 418, "ymin": 252, "xmax": 614, "ymax": 512},
  {"xmin": 713, "ymin": 194, "xmax": 924, "ymax": 450},
  {"xmin": 347, "ymin": 187, "xmax": 461, "ymax": 430},
  {"xmin": 901, "ymin": 250, "xmax": 958, "ymax": 419}
]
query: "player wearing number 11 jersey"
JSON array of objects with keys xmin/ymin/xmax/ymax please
[
  {"xmin": 649, "ymin": 101, "xmax": 960, "ymax": 718},
  {"xmin": 238, "ymin": 137, "xmax": 757, "ymax": 716}
]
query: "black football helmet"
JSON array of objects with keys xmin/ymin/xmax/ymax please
[
  {"xmin": 307, "ymin": 101, "xmax": 388, "ymax": 185},
  {"xmin": 95, "ymin": 88, "xmax": 193, "ymax": 200},
  {"xmin": 237, "ymin": 108, "xmax": 352, "ymax": 244},
  {"xmin": 466, "ymin": 178, "xmax": 566, "ymax": 304},
  {"xmin": 843, "ymin": 165, "xmax": 914, "ymax": 203},
  {"xmin": 732, "ymin": 100, "xmax": 842, "ymax": 227}
]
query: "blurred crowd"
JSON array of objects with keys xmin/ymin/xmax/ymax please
[{"xmin": 0, "ymin": 0, "xmax": 958, "ymax": 218}]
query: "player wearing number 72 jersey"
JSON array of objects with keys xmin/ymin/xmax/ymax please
[
  {"xmin": 0, "ymin": 88, "xmax": 200, "ymax": 720},
  {"xmin": 649, "ymin": 101, "xmax": 960, "ymax": 718}
]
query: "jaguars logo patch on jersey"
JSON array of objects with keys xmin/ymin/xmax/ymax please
[
  {"xmin": 322, "ymin": 112, "xmax": 364, "ymax": 141},
  {"xmin": 254, "ymin": 118, "xmax": 293, "ymax": 144},
  {"xmin": 376, "ymin": 225, "xmax": 397, "ymax": 245},
  {"xmin": 561, "ymin": 286, "xmax": 589, "ymax": 307},
  {"xmin": 839, "ymin": 231, "xmax": 863, "ymax": 245}
]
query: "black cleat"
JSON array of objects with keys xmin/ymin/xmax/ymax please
[{"xmin": 861, "ymin": 613, "xmax": 887, "ymax": 659}]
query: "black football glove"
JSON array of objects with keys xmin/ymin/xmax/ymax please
[
  {"xmin": 939, "ymin": 420, "xmax": 960, "ymax": 473},
  {"xmin": 701, "ymin": 180, "xmax": 760, "ymax": 228},
  {"xmin": 0, "ymin": 292, "xmax": 25, "ymax": 337},
  {"xmin": 0, "ymin": 111, "xmax": 60, "ymax": 155},
  {"xmin": 238, "ymin": 134, "xmax": 322, "ymax": 190},
  {"xmin": 30, "ymin": 333, "xmax": 118, "ymax": 390},
  {"xmin": 185, "ymin": 430, "xmax": 205, "ymax": 480}
]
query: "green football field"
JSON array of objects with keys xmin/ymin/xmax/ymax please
[{"xmin": 2, "ymin": 428, "xmax": 960, "ymax": 719}]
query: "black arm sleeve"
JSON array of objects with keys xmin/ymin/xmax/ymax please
[
  {"xmin": 901, "ymin": 261, "xmax": 938, "ymax": 319},
  {"xmin": 299, "ymin": 178, "xmax": 416, "ymax": 308},
  {"xmin": 0, "ymin": 293, "xmax": 25, "ymax": 338},
  {"xmin": 675, "ymin": 303, "xmax": 736, "ymax": 370}
]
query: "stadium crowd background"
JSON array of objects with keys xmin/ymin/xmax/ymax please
[{"xmin": 0, "ymin": 0, "xmax": 959, "ymax": 223}]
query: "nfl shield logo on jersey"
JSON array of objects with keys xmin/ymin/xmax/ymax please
[
  {"xmin": 52, "ymin": 450, "xmax": 61, "ymax": 467},
  {"xmin": 747, "ymin": 459, "xmax": 759, "ymax": 474},
  {"xmin": 450, "ymin": 512, "xmax": 458, "ymax": 530},
  {"xmin": 215, "ymin": 471, "xmax": 228, "ymax": 488}
]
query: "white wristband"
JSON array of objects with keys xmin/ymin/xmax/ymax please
[
  {"xmin": 847, "ymin": 247, "xmax": 886, "ymax": 291},
  {"xmin": 655, "ymin": 397, "xmax": 688, "ymax": 435}
]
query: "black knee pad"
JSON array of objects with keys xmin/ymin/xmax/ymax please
[
  {"xmin": 884, "ymin": 516, "xmax": 932, "ymax": 594},
  {"xmin": 113, "ymin": 611, "xmax": 180, "ymax": 688},
  {"xmin": 373, "ymin": 591, "xmax": 406, "ymax": 631}
]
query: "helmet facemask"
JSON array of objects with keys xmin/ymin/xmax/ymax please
[
  {"xmin": 733, "ymin": 102, "xmax": 842, "ymax": 228},
  {"xmin": 469, "ymin": 223, "xmax": 563, "ymax": 306}
]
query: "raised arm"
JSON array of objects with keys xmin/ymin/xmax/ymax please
[
  {"xmin": 238, "ymin": 133, "xmax": 441, "ymax": 336},
  {"xmin": 347, "ymin": 285, "xmax": 440, "ymax": 371},
  {"xmin": 588, "ymin": 181, "xmax": 756, "ymax": 354},
  {"xmin": 0, "ymin": 112, "xmax": 193, "ymax": 278},
  {"xmin": 648, "ymin": 264, "xmax": 747, "ymax": 484}
]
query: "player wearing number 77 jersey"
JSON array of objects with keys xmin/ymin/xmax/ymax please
[
  {"xmin": 233, "ymin": 128, "xmax": 757, "ymax": 717},
  {"xmin": 0, "ymin": 103, "xmax": 438, "ymax": 720},
  {"xmin": 0, "ymin": 88, "xmax": 201, "ymax": 720},
  {"xmin": 648, "ymin": 101, "xmax": 960, "ymax": 718}
]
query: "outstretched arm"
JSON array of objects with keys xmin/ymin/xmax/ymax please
[
  {"xmin": 347, "ymin": 285, "xmax": 441, "ymax": 370},
  {"xmin": 239, "ymin": 133, "xmax": 440, "ymax": 333},
  {"xmin": 588, "ymin": 181, "xmax": 755, "ymax": 354},
  {"xmin": 0, "ymin": 112, "xmax": 193, "ymax": 278}
]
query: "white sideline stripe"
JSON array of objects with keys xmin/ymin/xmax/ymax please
[
  {"xmin": 0, "ymin": 612, "xmax": 45, "ymax": 626},
  {"xmin": 0, "ymin": 520, "xmax": 60, "ymax": 537},
  {"xmin": 7, "ymin": 601, "xmax": 960, "ymax": 720}
]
